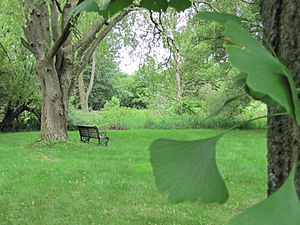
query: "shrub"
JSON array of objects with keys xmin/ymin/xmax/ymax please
[
  {"xmin": 68, "ymin": 107, "xmax": 266, "ymax": 130},
  {"xmin": 103, "ymin": 96, "xmax": 120, "ymax": 109}
]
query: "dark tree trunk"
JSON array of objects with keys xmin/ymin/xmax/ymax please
[
  {"xmin": 0, "ymin": 102, "xmax": 40, "ymax": 132},
  {"xmin": 0, "ymin": 103, "xmax": 26, "ymax": 131},
  {"xmin": 260, "ymin": 0, "xmax": 300, "ymax": 196}
]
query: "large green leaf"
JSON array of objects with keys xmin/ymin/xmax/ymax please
[
  {"xmin": 197, "ymin": 12, "xmax": 243, "ymax": 25},
  {"xmin": 149, "ymin": 135, "xmax": 228, "ymax": 203},
  {"xmin": 207, "ymin": 95, "xmax": 244, "ymax": 119},
  {"xmin": 72, "ymin": 0, "xmax": 99, "ymax": 16},
  {"xmin": 168, "ymin": 0, "xmax": 191, "ymax": 12},
  {"xmin": 226, "ymin": 45, "xmax": 293, "ymax": 115},
  {"xmin": 197, "ymin": 12, "xmax": 300, "ymax": 125},
  {"xmin": 140, "ymin": 0, "xmax": 168, "ymax": 12},
  {"xmin": 100, "ymin": 0, "xmax": 133, "ymax": 18},
  {"xmin": 227, "ymin": 170, "xmax": 300, "ymax": 225}
]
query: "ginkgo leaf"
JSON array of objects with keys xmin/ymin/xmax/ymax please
[
  {"xmin": 149, "ymin": 135, "xmax": 228, "ymax": 203},
  {"xmin": 197, "ymin": 12, "xmax": 300, "ymax": 126},
  {"xmin": 207, "ymin": 95, "xmax": 243, "ymax": 119},
  {"xmin": 100, "ymin": 0, "xmax": 133, "ymax": 18},
  {"xmin": 72, "ymin": 0, "xmax": 99, "ymax": 16},
  {"xmin": 197, "ymin": 12, "xmax": 243, "ymax": 25},
  {"xmin": 168, "ymin": 0, "xmax": 191, "ymax": 12},
  {"xmin": 226, "ymin": 45, "xmax": 294, "ymax": 116},
  {"xmin": 226, "ymin": 170, "xmax": 300, "ymax": 225},
  {"xmin": 140, "ymin": 0, "xmax": 168, "ymax": 12}
]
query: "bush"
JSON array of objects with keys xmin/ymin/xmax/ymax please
[
  {"xmin": 103, "ymin": 96, "xmax": 120, "ymax": 109},
  {"xmin": 68, "ymin": 107, "xmax": 266, "ymax": 130}
]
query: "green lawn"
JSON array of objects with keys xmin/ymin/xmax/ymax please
[{"xmin": 0, "ymin": 129, "xmax": 267, "ymax": 225}]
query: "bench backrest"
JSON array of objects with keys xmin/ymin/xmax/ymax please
[{"xmin": 77, "ymin": 125, "xmax": 99, "ymax": 139}]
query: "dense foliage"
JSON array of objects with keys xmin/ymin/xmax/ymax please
[{"xmin": 1, "ymin": 0, "xmax": 299, "ymax": 224}]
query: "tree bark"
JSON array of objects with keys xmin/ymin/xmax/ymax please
[
  {"xmin": 37, "ymin": 60, "xmax": 68, "ymax": 141},
  {"xmin": 77, "ymin": 71, "xmax": 89, "ymax": 112},
  {"xmin": 260, "ymin": 0, "xmax": 300, "ymax": 196},
  {"xmin": 77, "ymin": 52, "xmax": 96, "ymax": 112}
]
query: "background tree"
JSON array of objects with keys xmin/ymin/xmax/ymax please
[
  {"xmin": 0, "ymin": 0, "xmax": 40, "ymax": 131},
  {"xmin": 21, "ymin": 0, "xmax": 132, "ymax": 141},
  {"xmin": 77, "ymin": 52, "xmax": 96, "ymax": 112},
  {"xmin": 74, "ymin": 40, "xmax": 121, "ymax": 110}
]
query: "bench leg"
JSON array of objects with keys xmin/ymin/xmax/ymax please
[
  {"xmin": 98, "ymin": 137, "xmax": 109, "ymax": 146},
  {"xmin": 81, "ymin": 137, "xmax": 90, "ymax": 143}
]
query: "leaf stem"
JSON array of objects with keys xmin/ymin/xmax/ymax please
[{"xmin": 219, "ymin": 112, "xmax": 289, "ymax": 136}]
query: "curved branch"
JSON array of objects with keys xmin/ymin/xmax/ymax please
[
  {"xmin": 76, "ymin": 9, "xmax": 131, "ymax": 75},
  {"xmin": 86, "ymin": 52, "xmax": 96, "ymax": 98},
  {"xmin": 75, "ymin": 19, "xmax": 107, "ymax": 51}
]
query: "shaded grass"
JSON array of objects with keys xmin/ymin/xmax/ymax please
[{"xmin": 0, "ymin": 129, "xmax": 267, "ymax": 225}]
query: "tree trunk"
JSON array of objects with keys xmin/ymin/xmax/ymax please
[
  {"xmin": 173, "ymin": 49, "xmax": 184, "ymax": 114},
  {"xmin": 37, "ymin": 60, "xmax": 68, "ymax": 141},
  {"xmin": 0, "ymin": 103, "xmax": 26, "ymax": 131},
  {"xmin": 77, "ymin": 52, "xmax": 96, "ymax": 112},
  {"xmin": 77, "ymin": 71, "xmax": 89, "ymax": 112},
  {"xmin": 260, "ymin": 0, "xmax": 300, "ymax": 196},
  {"xmin": 0, "ymin": 102, "xmax": 41, "ymax": 132},
  {"xmin": 174, "ymin": 51, "xmax": 184, "ymax": 100}
]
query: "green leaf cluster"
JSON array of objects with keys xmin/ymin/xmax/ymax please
[
  {"xmin": 140, "ymin": 0, "xmax": 191, "ymax": 12},
  {"xmin": 72, "ymin": 0, "xmax": 192, "ymax": 18},
  {"xmin": 198, "ymin": 12, "xmax": 300, "ymax": 125}
]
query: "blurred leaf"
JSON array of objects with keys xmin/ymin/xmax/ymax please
[
  {"xmin": 197, "ymin": 12, "xmax": 243, "ymax": 25},
  {"xmin": 168, "ymin": 0, "xmax": 191, "ymax": 12},
  {"xmin": 227, "ymin": 170, "xmax": 300, "ymax": 225},
  {"xmin": 207, "ymin": 95, "xmax": 244, "ymax": 118},
  {"xmin": 140, "ymin": 0, "xmax": 168, "ymax": 12},
  {"xmin": 227, "ymin": 45, "xmax": 293, "ymax": 114},
  {"xmin": 198, "ymin": 12, "xmax": 300, "ymax": 126},
  {"xmin": 150, "ymin": 135, "xmax": 228, "ymax": 203},
  {"xmin": 100, "ymin": 0, "xmax": 133, "ymax": 18},
  {"xmin": 72, "ymin": 0, "xmax": 99, "ymax": 16}
]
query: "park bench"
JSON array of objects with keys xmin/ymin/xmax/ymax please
[{"xmin": 77, "ymin": 125, "xmax": 109, "ymax": 146}]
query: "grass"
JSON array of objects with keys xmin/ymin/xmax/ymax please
[{"xmin": 0, "ymin": 129, "xmax": 267, "ymax": 225}]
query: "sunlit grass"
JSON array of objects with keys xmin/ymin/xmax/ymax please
[{"xmin": 0, "ymin": 129, "xmax": 267, "ymax": 225}]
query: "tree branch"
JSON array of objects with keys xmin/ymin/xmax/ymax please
[
  {"xmin": 48, "ymin": 0, "xmax": 85, "ymax": 59},
  {"xmin": 21, "ymin": 37, "xmax": 38, "ymax": 56},
  {"xmin": 75, "ymin": 19, "xmax": 107, "ymax": 51},
  {"xmin": 50, "ymin": 0, "xmax": 60, "ymax": 43},
  {"xmin": 76, "ymin": 9, "xmax": 131, "ymax": 75},
  {"xmin": 86, "ymin": 52, "xmax": 96, "ymax": 98},
  {"xmin": 55, "ymin": 0, "xmax": 63, "ymax": 13},
  {"xmin": 24, "ymin": 106, "xmax": 41, "ymax": 121},
  {"xmin": 0, "ymin": 41, "xmax": 12, "ymax": 61}
]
